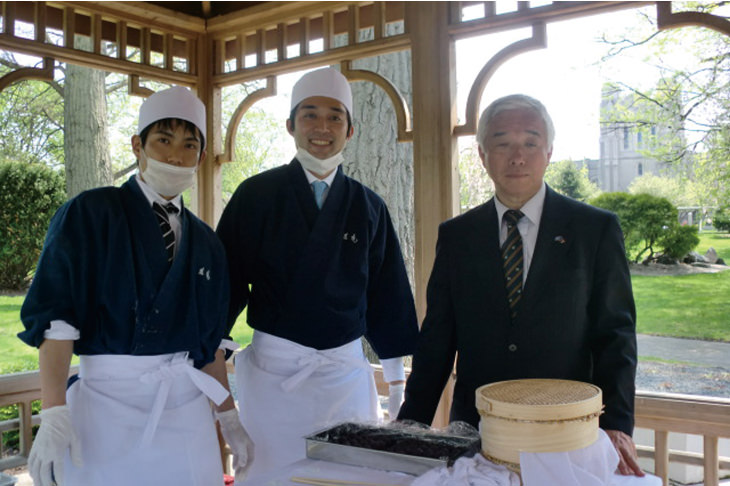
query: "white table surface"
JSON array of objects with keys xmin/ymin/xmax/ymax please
[{"xmin": 238, "ymin": 458, "xmax": 662, "ymax": 486}]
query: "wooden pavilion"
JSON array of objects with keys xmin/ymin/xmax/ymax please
[{"xmin": 0, "ymin": 2, "xmax": 728, "ymax": 484}]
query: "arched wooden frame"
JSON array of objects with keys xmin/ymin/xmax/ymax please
[
  {"xmin": 453, "ymin": 22, "xmax": 547, "ymax": 137},
  {"xmin": 0, "ymin": 57, "xmax": 54, "ymax": 92},
  {"xmin": 340, "ymin": 60, "xmax": 413, "ymax": 142},
  {"xmin": 216, "ymin": 75, "xmax": 277, "ymax": 164},
  {"xmin": 657, "ymin": 2, "xmax": 730, "ymax": 36}
]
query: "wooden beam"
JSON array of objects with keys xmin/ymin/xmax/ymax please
[{"xmin": 407, "ymin": 1, "xmax": 459, "ymax": 427}]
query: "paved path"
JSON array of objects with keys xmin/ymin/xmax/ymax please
[{"xmin": 637, "ymin": 334, "xmax": 730, "ymax": 369}]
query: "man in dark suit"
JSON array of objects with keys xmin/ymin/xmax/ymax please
[{"xmin": 398, "ymin": 94, "xmax": 643, "ymax": 476}]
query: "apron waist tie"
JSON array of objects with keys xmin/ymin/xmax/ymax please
[
  {"xmin": 280, "ymin": 352, "xmax": 373, "ymax": 393},
  {"xmin": 138, "ymin": 353, "xmax": 229, "ymax": 446}
]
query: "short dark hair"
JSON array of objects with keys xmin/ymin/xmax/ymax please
[
  {"xmin": 139, "ymin": 118, "xmax": 205, "ymax": 153},
  {"xmin": 288, "ymin": 103, "xmax": 352, "ymax": 133}
]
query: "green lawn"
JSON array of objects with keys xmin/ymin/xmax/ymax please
[{"xmin": 631, "ymin": 230, "xmax": 730, "ymax": 342}]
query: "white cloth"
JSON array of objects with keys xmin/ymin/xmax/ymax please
[
  {"xmin": 520, "ymin": 428, "xmax": 616, "ymax": 486},
  {"xmin": 412, "ymin": 453, "xmax": 521, "ymax": 486},
  {"xmin": 236, "ymin": 330, "xmax": 380, "ymax": 479},
  {"xmin": 63, "ymin": 353, "xmax": 228, "ymax": 486},
  {"xmin": 520, "ymin": 429, "xmax": 663, "ymax": 486}
]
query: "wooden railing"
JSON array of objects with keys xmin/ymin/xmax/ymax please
[{"xmin": 2, "ymin": 368, "xmax": 728, "ymax": 485}]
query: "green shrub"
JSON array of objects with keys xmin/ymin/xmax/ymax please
[
  {"xmin": 714, "ymin": 207, "xmax": 730, "ymax": 232},
  {"xmin": 660, "ymin": 225, "xmax": 700, "ymax": 260},
  {"xmin": 590, "ymin": 192, "xmax": 699, "ymax": 263},
  {"xmin": 0, "ymin": 161, "xmax": 65, "ymax": 289}
]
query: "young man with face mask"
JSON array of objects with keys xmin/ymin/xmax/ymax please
[
  {"xmin": 216, "ymin": 68, "xmax": 419, "ymax": 479},
  {"xmin": 19, "ymin": 86, "xmax": 253, "ymax": 486}
]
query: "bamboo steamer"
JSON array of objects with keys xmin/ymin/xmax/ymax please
[{"xmin": 475, "ymin": 379, "xmax": 603, "ymax": 468}]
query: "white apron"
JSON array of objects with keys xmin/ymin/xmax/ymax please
[
  {"xmin": 236, "ymin": 331, "xmax": 381, "ymax": 479},
  {"xmin": 64, "ymin": 353, "xmax": 229, "ymax": 486}
]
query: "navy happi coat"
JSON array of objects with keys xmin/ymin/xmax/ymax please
[
  {"xmin": 19, "ymin": 176, "xmax": 229, "ymax": 369},
  {"xmin": 216, "ymin": 160, "xmax": 418, "ymax": 358}
]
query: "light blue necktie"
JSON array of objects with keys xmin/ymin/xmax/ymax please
[{"xmin": 312, "ymin": 180, "xmax": 327, "ymax": 209}]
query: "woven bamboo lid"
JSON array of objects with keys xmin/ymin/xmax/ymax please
[{"xmin": 476, "ymin": 379, "xmax": 602, "ymax": 421}]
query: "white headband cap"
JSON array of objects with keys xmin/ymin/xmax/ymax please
[
  {"xmin": 137, "ymin": 86, "xmax": 206, "ymax": 148},
  {"xmin": 290, "ymin": 68, "xmax": 353, "ymax": 117}
]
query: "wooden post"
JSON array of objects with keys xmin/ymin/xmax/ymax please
[
  {"xmin": 406, "ymin": 2, "xmax": 459, "ymax": 428},
  {"xmin": 195, "ymin": 32, "xmax": 223, "ymax": 227}
]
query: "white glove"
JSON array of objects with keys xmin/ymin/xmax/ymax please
[
  {"xmin": 216, "ymin": 408, "xmax": 254, "ymax": 482},
  {"xmin": 28, "ymin": 405, "xmax": 82, "ymax": 486},
  {"xmin": 388, "ymin": 383, "xmax": 405, "ymax": 421}
]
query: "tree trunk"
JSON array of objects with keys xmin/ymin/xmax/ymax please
[
  {"xmin": 64, "ymin": 36, "xmax": 112, "ymax": 197},
  {"xmin": 337, "ymin": 23, "xmax": 415, "ymax": 364}
]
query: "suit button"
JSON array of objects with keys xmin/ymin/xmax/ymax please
[{"xmin": 508, "ymin": 344, "xmax": 517, "ymax": 352}]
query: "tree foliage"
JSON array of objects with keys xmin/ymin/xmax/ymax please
[
  {"xmin": 220, "ymin": 83, "xmax": 285, "ymax": 205},
  {"xmin": 459, "ymin": 143, "xmax": 493, "ymax": 211},
  {"xmin": 599, "ymin": 2, "xmax": 730, "ymax": 210},
  {"xmin": 590, "ymin": 191, "xmax": 699, "ymax": 263},
  {"xmin": 0, "ymin": 161, "xmax": 65, "ymax": 289},
  {"xmin": 0, "ymin": 56, "xmax": 64, "ymax": 167},
  {"xmin": 544, "ymin": 159, "xmax": 600, "ymax": 202}
]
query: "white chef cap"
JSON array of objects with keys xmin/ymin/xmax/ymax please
[
  {"xmin": 290, "ymin": 68, "xmax": 353, "ymax": 118},
  {"xmin": 137, "ymin": 86, "xmax": 206, "ymax": 148}
]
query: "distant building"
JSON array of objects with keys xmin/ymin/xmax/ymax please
[{"xmin": 597, "ymin": 86, "xmax": 682, "ymax": 192}]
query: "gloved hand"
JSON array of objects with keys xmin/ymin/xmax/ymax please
[
  {"xmin": 388, "ymin": 383, "xmax": 405, "ymax": 421},
  {"xmin": 28, "ymin": 405, "xmax": 82, "ymax": 486},
  {"xmin": 216, "ymin": 408, "xmax": 254, "ymax": 482}
]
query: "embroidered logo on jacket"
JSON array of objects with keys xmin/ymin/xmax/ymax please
[
  {"xmin": 198, "ymin": 267, "xmax": 211, "ymax": 280},
  {"xmin": 343, "ymin": 232, "xmax": 359, "ymax": 244}
]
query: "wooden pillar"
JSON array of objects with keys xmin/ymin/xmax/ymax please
[
  {"xmin": 195, "ymin": 32, "xmax": 223, "ymax": 227},
  {"xmin": 406, "ymin": 2, "xmax": 459, "ymax": 428}
]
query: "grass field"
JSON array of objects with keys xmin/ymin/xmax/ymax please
[{"xmin": 2, "ymin": 231, "xmax": 728, "ymax": 374}]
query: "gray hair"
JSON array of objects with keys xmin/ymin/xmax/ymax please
[{"xmin": 476, "ymin": 94, "xmax": 555, "ymax": 153}]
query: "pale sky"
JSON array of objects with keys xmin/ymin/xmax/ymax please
[{"xmin": 455, "ymin": 5, "xmax": 661, "ymax": 161}]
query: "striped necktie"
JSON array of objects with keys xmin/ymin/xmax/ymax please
[
  {"xmin": 152, "ymin": 201, "xmax": 178, "ymax": 264},
  {"xmin": 501, "ymin": 209, "xmax": 525, "ymax": 319},
  {"xmin": 311, "ymin": 180, "xmax": 328, "ymax": 209}
]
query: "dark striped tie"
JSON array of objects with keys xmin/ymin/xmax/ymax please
[
  {"xmin": 501, "ymin": 209, "xmax": 525, "ymax": 319},
  {"xmin": 153, "ymin": 202, "xmax": 178, "ymax": 264}
]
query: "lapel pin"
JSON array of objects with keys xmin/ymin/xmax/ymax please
[{"xmin": 554, "ymin": 235, "xmax": 566, "ymax": 244}]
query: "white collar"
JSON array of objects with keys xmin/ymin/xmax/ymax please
[
  {"xmin": 135, "ymin": 173, "xmax": 183, "ymax": 212},
  {"xmin": 301, "ymin": 165, "xmax": 337, "ymax": 187},
  {"xmin": 495, "ymin": 183, "xmax": 546, "ymax": 227}
]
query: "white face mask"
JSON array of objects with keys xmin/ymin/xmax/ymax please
[
  {"xmin": 140, "ymin": 152, "xmax": 198, "ymax": 198},
  {"xmin": 296, "ymin": 147, "xmax": 343, "ymax": 177}
]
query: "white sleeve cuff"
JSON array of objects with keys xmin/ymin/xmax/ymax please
[
  {"xmin": 218, "ymin": 339, "xmax": 240, "ymax": 353},
  {"xmin": 381, "ymin": 357, "xmax": 406, "ymax": 383},
  {"xmin": 43, "ymin": 320, "xmax": 80, "ymax": 340}
]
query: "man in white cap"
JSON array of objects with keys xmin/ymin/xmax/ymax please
[
  {"xmin": 19, "ymin": 86, "xmax": 253, "ymax": 486},
  {"xmin": 216, "ymin": 67, "xmax": 418, "ymax": 478}
]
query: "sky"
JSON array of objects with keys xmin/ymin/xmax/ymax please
[{"xmin": 454, "ymin": 5, "xmax": 659, "ymax": 161}]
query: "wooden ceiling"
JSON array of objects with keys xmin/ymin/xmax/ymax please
[{"xmin": 144, "ymin": 1, "xmax": 265, "ymax": 20}]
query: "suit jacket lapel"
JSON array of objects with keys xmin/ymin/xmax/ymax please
[
  {"xmin": 519, "ymin": 187, "xmax": 573, "ymax": 322},
  {"xmin": 469, "ymin": 200, "xmax": 512, "ymax": 313}
]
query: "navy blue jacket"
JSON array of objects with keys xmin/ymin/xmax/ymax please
[
  {"xmin": 19, "ymin": 177, "xmax": 229, "ymax": 369},
  {"xmin": 216, "ymin": 160, "xmax": 418, "ymax": 358}
]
